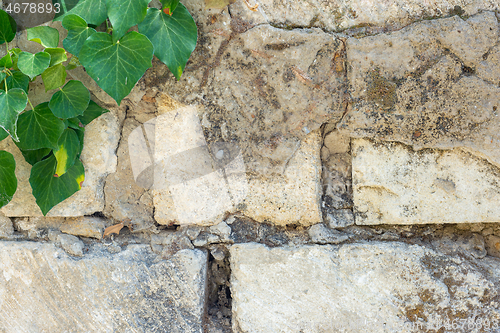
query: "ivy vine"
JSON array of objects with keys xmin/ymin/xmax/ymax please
[{"xmin": 0, "ymin": 0, "xmax": 198, "ymax": 215}]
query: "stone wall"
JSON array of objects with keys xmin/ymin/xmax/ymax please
[{"xmin": 1, "ymin": 0, "xmax": 500, "ymax": 332}]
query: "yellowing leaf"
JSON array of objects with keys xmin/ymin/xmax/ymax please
[
  {"xmin": 76, "ymin": 173, "xmax": 85, "ymax": 189},
  {"xmin": 53, "ymin": 129, "xmax": 81, "ymax": 177},
  {"xmin": 54, "ymin": 146, "xmax": 68, "ymax": 177}
]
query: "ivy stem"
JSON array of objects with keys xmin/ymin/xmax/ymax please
[
  {"xmin": 3, "ymin": 78, "xmax": 7, "ymax": 92},
  {"xmin": 27, "ymin": 97, "xmax": 34, "ymax": 110}
]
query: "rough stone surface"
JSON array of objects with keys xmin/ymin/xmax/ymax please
[
  {"xmin": 103, "ymin": 116, "xmax": 156, "ymax": 230},
  {"xmin": 152, "ymin": 104, "xmax": 247, "ymax": 226},
  {"xmin": 150, "ymin": 231, "xmax": 195, "ymax": 258},
  {"xmin": 341, "ymin": 12, "xmax": 500, "ymax": 169},
  {"xmin": 485, "ymin": 235, "xmax": 500, "ymax": 258},
  {"xmin": 57, "ymin": 234, "xmax": 84, "ymax": 257},
  {"xmin": 352, "ymin": 138, "xmax": 500, "ymax": 225},
  {"xmin": 241, "ymin": 130, "xmax": 322, "ymax": 226},
  {"xmin": 0, "ymin": 110, "xmax": 120, "ymax": 217},
  {"xmin": 229, "ymin": 0, "xmax": 500, "ymax": 33},
  {"xmin": 324, "ymin": 208, "xmax": 355, "ymax": 228},
  {"xmin": 322, "ymin": 151, "xmax": 352, "ymax": 211},
  {"xmin": 308, "ymin": 223, "xmax": 350, "ymax": 244},
  {"xmin": 157, "ymin": 8, "xmax": 346, "ymax": 175},
  {"xmin": 231, "ymin": 242, "xmax": 500, "ymax": 333},
  {"xmin": 323, "ymin": 129, "xmax": 350, "ymax": 155},
  {"xmin": 12, "ymin": 217, "xmax": 65, "ymax": 239},
  {"xmin": 60, "ymin": 217, "xmax": 106, "ymax": 239},
  {"xmin": 0, "ymin": 213, "xmax": 13, "ymax": 238},
  {"xmin": 0, "ymin": 242, "xmax": 207, "ymax": 332}
]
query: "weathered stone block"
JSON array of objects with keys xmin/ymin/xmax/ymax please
[
  {"xmin": 160, "ymin": 21, "xmax": 346, "ymax": 176},
  {"xmin": 0, "ymin": 213, "xmax": 13, "ymax": 238},
  {"xmin": 104, "ymin": 117, "xmax": 156, "ymax": 230},
  {"xmin": 342, "ymin": 12, "xmax": 500, "ymax": 170},
  {"xmin": 61, "ymin": 217, "xmax": 106, "ymax": 239},
  {"xmin": 241, "ymin": 130, "xmax": 323, "ymax": 226},
  {"xmin": 352, "ymin": 138, "xmax": 500, "ymax": 225},
  {"xmin": 229, "ymin": 0, "xmax": 499, "ymax": 33},
  {"xmin": 230, "ymin": 242, "xmax": 500, "ymax": 333},
  {"xmin": 324, "ymin": 208, "xmax": 354, "ymax": 228},
  {"xmin": 0, "ymin": 242, "xmax": 207, "ymax": 332}
]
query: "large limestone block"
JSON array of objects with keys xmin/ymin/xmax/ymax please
[
  {"xmin": 0, "ymin": 110, "xmax": 119, "ymax": 216},
  {"xmin": 241, "ymin": 130, "xmax": 323, "ymax": 226},
  {"xmin": 160, "ymin": 21, "xmax": 346, "ymax": 175},
  {"xmin": 342, "ymin": 12, "xmax": 500, "ymax": 170},
  {"xmin": 0, "ymin": 242, "xmax": 207, "ymax": 332},
  {"xmin": 230, "ymin": 242, "xmax": 500, "ymax": 333},
  {"xmin": 229, "ymin": 0, "xmax": 500, "ymax": 33},
  {"xmin": 152, "ymin": 99, "xmax": 322, "ymax": 226},
  {"xmin": 104, "ymin": 117, "xmax": 155, "ymax": 230},
  {"xmin": 152, "ymin": 104, "xmax": 248, "ymax": 226},
  {"xmin": 352, "ymin": 138, "xmax": 500, "ymax": 225}
]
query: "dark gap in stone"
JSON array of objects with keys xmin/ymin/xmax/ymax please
[{"xmin": 204, "ymin": 248, "xmax": 233, "ymax": 332}]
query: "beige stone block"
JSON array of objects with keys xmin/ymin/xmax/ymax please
[{"xmin": 352, "ymin": 138, "xmax": 500, "ymax": 225}]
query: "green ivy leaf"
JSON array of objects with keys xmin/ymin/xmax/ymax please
[
  {"xmin": 0, "ymin": 88, "xmax": 28, "ymax": 141},
  {"xmin": 29, "ymin": 155, "xmax": 85, "ymax": 215},
  {"xmin": 44, "ymin": 48, "xmax": 68, "ymax": 67},
  {"xmin": 0, "ymin": 150, "xmax": 17, "ymax": 209},
  {"xmin": 20, "ymin": 148, "xmax": 51, "ymax": 165},
  {"xmin": 9, "ymin": 48, "xmax": 22, "ymax": 71},
  {"xmin": 42, "ymin": 64, "xmax": 67, "ymax": 91},
  {"xmin": 16, "ymin": 102, "xmax": 65, "ymax": 150},
  {"xmin": 106, "ymin": 0, "xmax": 150, "ymax": 43},
  {"xmin": 48, "ymin": 80, "xmax": 90, "ymax": 118},
  {"xmin": 72, "ymin": 127, "xmax": 85, "ymax": 158},
  {"xmin": 138, "ymin": 5, "xmax": 197, "ymax": 80},
  {"xmin": 17, "ymin": 52, "xmax": 51, "ymax": 79},
  {"xmin": 4, "ymin": 71, "xmax": 30, "ymax": 93},
  {"xmin": 62, "ymin": 14, "xmax": 97, "ymax": 56},
  {"xmin": 52, "ymin": 0, "xmax": 80, "ymax": 20},
  {"xmin": 0, "ymin": 128, "xmax": 8, "ymax": 141},
  {"xmin": 66, "ymin": 56, "xmax": 82, "ymax": 71},
  {"xmin": 160, "ymin": 0, "xmax": 180, "ymax": 14},
  {"xmin": 79, "ymin": 31, "xmax": 153, "ymax": 105},
  {"xmin": 0, "ymin": 9, "xmax": 16, "ymax": 45},
  {"xmin": 76, "ymin": 100, "xmax": 109, "ymax": 125},
  {"xmin": 0, "ymin": 53, "xmax": 12, "ymax": 68},
  {"xmin": 66, "ymin": 117, "xmax": 80, "ymax": 130},
  {"xmin": 0, "ymin": 72, "xmax": 6, "ymax": 83},
  {"xmin": 54, "ymin": 0, "xmax": 107, "ymax": 26},
  {"xmin": 27, "ymin": 26, "xmax": 60, "ymax": 48},
  {"xmin": 53, "ymin": 128, "xmax": 80, "ymax": 177}
]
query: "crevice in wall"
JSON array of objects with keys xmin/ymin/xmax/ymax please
[{"xmin": 204, "ymin": 246, "xmax": 233, "ymax": 333}]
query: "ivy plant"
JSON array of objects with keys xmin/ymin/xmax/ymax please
[{"xmin": 0, "ymin": 0, "xmax": 197, "ymax": 215}]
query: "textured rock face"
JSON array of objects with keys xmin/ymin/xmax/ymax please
[
  {"xmin": 342, "ymin": 11, "xmax": 500, "ymax": 168},
  {"xmin": 0, "ymin": 242, "xmax": 207, "ymax": 332},
  {"xmin": 229, "ymin": 0, "xmax": 499, "ymax": 33},
  {"xmin": 152, "ymin": 99, "xmax": 323, "ymax": 226},
  {"xmin": 321, "ymin": 129, "xmax": 353, "ymax": 225},
  {"xmin": 0, "ymin": 213, "xmax": 13, "ymax": 238},
  {"xmin": 352, "ymin": 138, "xmax": 500, "ymax": 225},
  {"xmin": 160, "ymin": 14, "xmax": 346, "ymax": 176},
  {"xmin": 230, "ymin": 242, "xmax": 500, "ymax": 333},
  {"xmin": 241, "ymin": 130, "xmax": 322, "ymax": 226},
  {"xmin": 60, "ymin": 217, "xmax": 106, "ymax": 239},
  {"xmin": 104, "ymin": 116, "xmax": 156, "ymax": 230}
]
